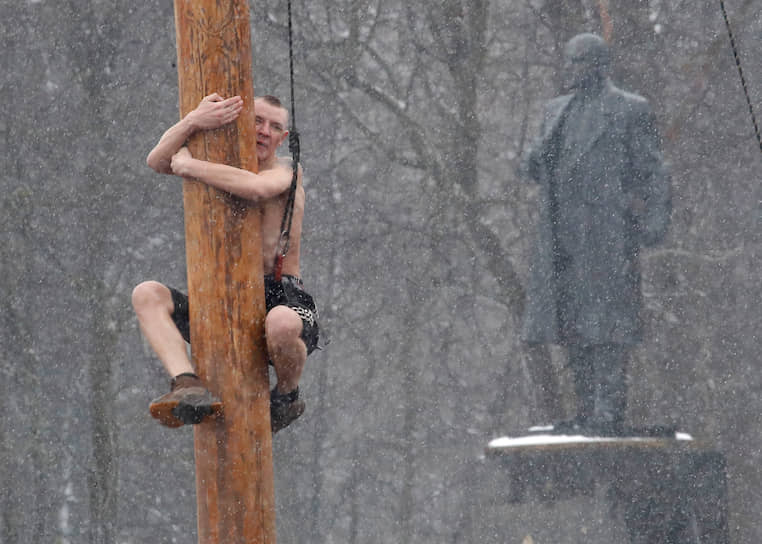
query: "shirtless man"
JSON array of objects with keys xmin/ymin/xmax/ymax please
[{"xmin": 132, "ymin": 93, "xmax": 319, "ymax": 433}]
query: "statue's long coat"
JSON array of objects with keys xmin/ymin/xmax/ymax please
[{"xmin": 522, "ymin": 80, "xmax": 671, "ymax": 346}]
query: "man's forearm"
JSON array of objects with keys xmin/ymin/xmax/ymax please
[
  {"xmin": 174, "ymin": 156, "xmax": 289, "ymax": 202},
  {"xmin": 146, "ymin": 116, "xmax": 197, "ymax": 174},
  {"xmin": 147, "ymin": 94, "xmax": 244, "ymax": 175}
]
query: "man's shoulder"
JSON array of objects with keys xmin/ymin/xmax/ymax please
[
  {"xmin": 540, "ymin": 94, "xmax": 573, "ymax": 123},
  {"xmin": 273, "ymin": 155, "xmax": 300, "ymax": 171},
  {"xmin": 606, "ymin": 83, "xmax": 650, "ymax": 112},
  {"xmin": 269, "ymin": 155, "xmax": 290, "ymax": 167},
  {"xmin": 256, "ymin": 156, "xmax": 297, "ymax": 176},
  {"xmin": 546, "ymin": 93, "xmax": 574, "ymax": 111},
  {"xmin": 271, "ymin": 156, "xmax": 302, "ymax": 189}
]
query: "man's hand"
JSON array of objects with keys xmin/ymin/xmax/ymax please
[
  {"xmin": 186, "ymin": 93, "xmax": 243, "ymax": 131},
  {"xmin": 170, "ymin": 147, "xmax": 194, "ymax": 178}
]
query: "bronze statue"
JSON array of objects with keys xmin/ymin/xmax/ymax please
[{"xmin": 522, "ymin": 33, "xmax": 671, "ymax": 435}]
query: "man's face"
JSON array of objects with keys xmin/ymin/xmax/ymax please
[
  {"xmin": 560, "ymin": 53, "xmax": 597, "ymax": 93},
  {"xmin": 254, "ymin": 99, "xmax": 288, "ymax": 163},
  {"xmin": 560, "ymin": 34, "xmax": 608, "ymax": 93}
]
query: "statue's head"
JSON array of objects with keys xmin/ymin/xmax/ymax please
[{"xmin": 561, "ymin": 33, "xmax": 610, "ymax": 93}]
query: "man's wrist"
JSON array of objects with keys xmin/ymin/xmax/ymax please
[
  {"xmin": 181, "ymin": 112, "xmax": 200, "ymax": 135},
  {"xmin": 177, "ymin": 156, "xmax": 196, "ymax": 179}
]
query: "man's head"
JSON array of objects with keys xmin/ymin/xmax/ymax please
[
  {"xmin": 560, "ymin": 33, "xmax": 610, "ymax": 93},
  {"xmin": 254, "ymin": 95, "xmax": 289, "ymax": 165}
]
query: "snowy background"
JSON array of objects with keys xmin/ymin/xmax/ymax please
[{"xmin": 1, "ymin": 0, "xmax": 760, "ymax": 542}]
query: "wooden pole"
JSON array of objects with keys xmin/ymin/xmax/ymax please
[{"xmin": 173, "ymin": 1, "xmax": 276, "ymax": 543}]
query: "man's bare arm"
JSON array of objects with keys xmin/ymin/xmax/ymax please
[
  {"xmin": 146, "ymin": 93, "xmax": 244, "ymax": 174},
  {"xmin": 169, "ymin": 148, "xmax": 296, "ymax": 202}
]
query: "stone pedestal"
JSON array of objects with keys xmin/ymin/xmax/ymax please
[{"xmin": 485, "ymin": 433, "xmax": 728, "ymax": 543}]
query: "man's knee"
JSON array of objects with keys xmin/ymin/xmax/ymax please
[
  {"xmin": 265, "ymin": 306, "xmax": 304, "ymax": 345},
  {"xmin": 132, "ymin": 281, "xmax": 173, "ymax": 316}
]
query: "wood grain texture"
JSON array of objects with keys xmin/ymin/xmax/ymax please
[{"xmin": 173, "ymin": 1, "xmax": 275, "ymax": 542}]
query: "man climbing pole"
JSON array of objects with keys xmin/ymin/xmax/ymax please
[{"xmin": 132, "ymin": 93, "xmax": 319, "ymax": 433}]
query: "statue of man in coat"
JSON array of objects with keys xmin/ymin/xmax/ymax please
[{"xmin": 522, "ymin": 33, "xmax": 671, "ymax": 435}]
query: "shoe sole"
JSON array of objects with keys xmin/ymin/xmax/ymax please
[
  {"xmin": 150, "ymin": 398, "xmax": 223, "ymax": 428},
  {"xmin": 271, "ymin": 400, "xmax": 305, "ymax": 433}
]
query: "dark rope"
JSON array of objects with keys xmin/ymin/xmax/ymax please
[
  {"xmin": 719, "ymin": 0, "xmax": 762, "ymax": 153},
  {"xmin": 275, "ymin": 0, "xmax": 301, "ymax": 280},
  {"xmin": 287, "ymin": 0, "xmax": 297, "ymax": 132}
]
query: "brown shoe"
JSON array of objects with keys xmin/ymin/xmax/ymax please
[
  {"xmin": 270, "ymin": 388, "xmax": 305, "ymax": 433},
  {"xmin": 149, "ymin": 374, "xmax": 223, "ymax": 428}
]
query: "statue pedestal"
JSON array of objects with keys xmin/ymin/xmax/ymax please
[{"xmin": 485, "ymin": 432, "xmax": 728, "ymax": 543}]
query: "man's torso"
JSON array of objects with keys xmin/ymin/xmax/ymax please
[{"xmin": 259, "ymin": 156, "xmax": 304, "ymax": 277}]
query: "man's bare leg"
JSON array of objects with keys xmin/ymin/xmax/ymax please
[
  {"xmin": 265, "ymin": 305, "xmax": 307, "ymax": 393},
  {"xmin": 132, "ymin": 281, "xmax": 194, "ymax": 377},
  {"xmin": 265, "ymin": 305, "xmax": 307, "ymax": 431},
  {"xmin": 132, "ymin": 281, "xmax": 221, "ymax": 427}
]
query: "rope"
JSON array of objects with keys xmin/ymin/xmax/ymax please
[
  {"xmin": 287, "ymin": 0, "xmax": 297, "ymax": 132},
  {"xmin": 274, "ymin": 0, "xmax": 301, "ymax": 281},
  {"xmin": 719, "ymin": 0, "xmax": 762, "ymax": 153}
]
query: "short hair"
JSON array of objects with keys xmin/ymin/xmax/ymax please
[
  {"xmin": 254, "ymin": 94, "xmax": 289, "ymax": 124},
  {"xmin": 565, "ymin": 33, "xmax": 611, "ymax": 71},
  {"xmin": 257, "ymin": 95, "xmax": 283, "ymax": 108}
]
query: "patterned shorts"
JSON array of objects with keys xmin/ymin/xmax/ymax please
[{"xmin": 169, "ymin": 274, "xmax": 319, "ymax": 355}]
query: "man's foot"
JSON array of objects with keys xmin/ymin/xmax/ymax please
[
  {"xmin": 149, "ymin": 373, "xmax": 223, "ymax": 428},
  {"xmin": 270, "ymin": 387, "xmax": 305, "ymax": 433}
]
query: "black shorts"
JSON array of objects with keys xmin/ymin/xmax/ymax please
[{"xmin": 169, "ymin": 274, "xmax": 319, "ymax": 355}]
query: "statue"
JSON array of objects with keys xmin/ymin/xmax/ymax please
[{"xmin": 522, "ymin": 33, "xmax": 671, "ymax": 435}]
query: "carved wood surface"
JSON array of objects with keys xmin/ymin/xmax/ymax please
[{"xmin": 173, "ymin": 1, "xmax": 275, "ymax": 542}]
